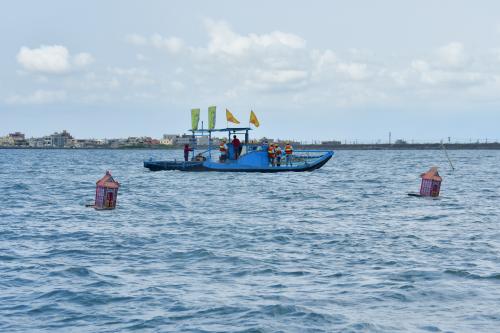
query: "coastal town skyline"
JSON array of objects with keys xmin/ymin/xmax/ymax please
[
  {"xmin": 2, "ymin": 1, "xmax": 500, "ymax": 141},
  {"xmin": 1, "ymin": 128, "xmax": 497, "ymax": 148}
]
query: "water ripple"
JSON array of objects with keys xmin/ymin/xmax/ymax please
[{"xmin": 1, "ymin": 149, "xmax": 500, "ymax": 332}]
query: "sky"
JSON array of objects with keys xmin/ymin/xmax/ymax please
[{"xmin": 1, "ymin": 0, "xmax": 500, "ymax": 142}]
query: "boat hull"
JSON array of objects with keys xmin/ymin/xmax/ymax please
[{"xmin": 144, "ymin": 151, "xmax": 333, "ymax": 172}]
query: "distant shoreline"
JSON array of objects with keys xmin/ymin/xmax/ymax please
[
  {"xmin": 301, "ymin": 143, "xmax": 500, "ymax": 150},
  {"xmin": 2, "ymin": 143, "xmax": 500, "ymax": 150}
]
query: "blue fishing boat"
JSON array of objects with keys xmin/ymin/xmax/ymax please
[{"xmin": 144, "ymin": 127, "xmax": 334, "ymax": 172}]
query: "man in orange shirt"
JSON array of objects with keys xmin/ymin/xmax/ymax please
[
  {"xmin": 284, "ymin": 142, "xmax": 293, "ymax": 166},
  {"xmin": 267, "ymin": 143, "xmax": 276, "ymax": 166}
]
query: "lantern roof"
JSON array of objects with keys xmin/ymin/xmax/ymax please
[
  {"xmin": 96, "ymin": 171, "xmax": 120, "ymax": 189},
  {"xmin": 420, "ymin": 167, "xmax": 442, "ymax": 181}
]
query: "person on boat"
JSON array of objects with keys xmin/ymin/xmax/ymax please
[
  {"xmin": 183, "ymin": 144, "xmax": 193, "ymax": 162},
  {"xmin": 267, "ymin": 143, "xmax": 276, "ymax": 167},
  {"xmin": 259, "ymin": 140, "xmax": 268, "ymax": 151},
  {"xmin": 195, "ymin": 153, "xmax": 206, "ymax": 161},
  {"xmin": 219, "ymin": 139, "xmax": 227, "ymax": 162},
  {"xmin": 285, "ymin": 142, "xmax": 294, "ymax": 166},
  {"xmin": 232, "ymin": 135, "xmax": 241, "ymax": 159},
  {"xmin": 275, "ymin": 144, "xmax": 282, "ymax": 167}
]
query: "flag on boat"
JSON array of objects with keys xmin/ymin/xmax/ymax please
[
  {"xmin": 191, "ymin": 108, "xmax": 200, "ymax": 130},
  {"xmin": 226, "ymin": 108, "xmax": 240, "ymax": 124},
  {"xmin": 249, "ymin": 110, "xmax": 260, "ymax": 127},
  {"xmin": 208, "ymin": 106, "xmax": 216, "ymax": 130}
]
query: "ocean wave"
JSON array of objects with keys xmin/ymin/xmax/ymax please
[
  {"xmin": 444, "ymin": 269, "xmax": 500, "ymax": 280},
  {"xmin": 35, "ymin": 289, "xmax": 133, "ymax": 306},
  {"xmin": 2, "ymin": 149, "xmax": 500, "ymax": 332}
]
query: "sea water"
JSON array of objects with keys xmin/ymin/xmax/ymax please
[{"xmin": 1, "ymin": 149, "xmax": 499, "ymax": 332}]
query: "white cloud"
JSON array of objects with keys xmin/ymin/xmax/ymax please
[
  {"xmin": 390, "ymin": 71, "xmax": 408, "ymax": 86},
  {"xmin": 437, "ymin": 42, "xmax": 467, "ymax": 67},
  {"xmin": 312, "ymin": 49, "xmax": 337, "ymax": 72},
  {"xmin": 17, "ymin": 45, "xmax": 70, "ymax": 73},
  {"xmin": 412, "ymin": 65, "xmax": 485, "ymax": 86},
  {"xmin": 336, "ymin": 62, "xmax": 369, "ymax": 80},
  {"xmin": 108, "ymin": 67, "xmax": 149, "ymax": 76},
  {"xmin": 34, "ymin": 21, "xmax": 498, "ymax": 108},
  {"xmin": 107, "ymin": 67, "xmax": 155, "ymax": 86},
  {"xmin": 73, "ymin": 52, "xmax": 94, "ymax": 67},
  {"xmin": 6, "ymin": 89, "xmax": 66, "ymax": 104},
  {"xmin": 16, "ymin": 45, "xmax": 94, "ymax": 74},
  {"xmin": 409, "ymin": 44, "xmax": 487, "ymax": 87},
  {"xmin": 312, "ymin": 49, "xmax": 370, "ymax": 81},
  {"xmin": 204, "ymin": 19, "xmax": 305, "ymax": 56},
  {"xmin": 136, "ymin": 53, "xmax": 148, "ymax": 61},
  {"xmin": 80, "ymin": 72, "xmax": 120, "ymax": 90},
  {"xmin": 126, "ymin": 33, "xmax": 184, "ymax": 54},
  {"xmin": 492, "ymin": 48, "xmax": 500, "ymax": 62},
  {"xmin": 411, "ymin": 59, "xmax": 430, "ymax": 72},
  {"xmin": 170, "ymin": 81, "xmax": 185, "ymax": 91},
  {"xmin": 151, "ymin": 34, "xmax": 184, "ymax": 53},
  {"xmin": 125, "ymin": 33, "xmax": 148, "ymax": 46},
  {"xmin": 252, "ymin": 69, "xmax": 308, "ymax": 86}
]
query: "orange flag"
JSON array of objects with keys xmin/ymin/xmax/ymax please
[
  {"xmin": 226, "ymin": 108, "xmax": 240, "ymax": 124},
  {"xmin": 249, "ymin": 110, "xmax": 260, "ymax": 127}
]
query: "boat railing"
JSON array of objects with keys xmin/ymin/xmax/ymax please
[
  {"xmin": 287, "ymin": 150, "xmax": 331, "ymax": 166},
  {"xmin": 202, "ymin": 146, "xmax": 331, "ymax": 165}
]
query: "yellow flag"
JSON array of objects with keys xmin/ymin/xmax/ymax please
[
  {"xmin": 226, "ymin": 108, "xmax": 240, "ymax": 124},
  {"xmin": 249, "ymin": 110, "xmax": 260, "ymax": 127}
]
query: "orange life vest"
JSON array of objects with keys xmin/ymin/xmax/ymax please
[
  {"xmin": 285, "ymin": 144, "xmax": 293, "ymax": 155},
  {"xmin": 267, "ymin": 146, "xmax": 275, "ymax": 158},
  {"xmin": 219, "ymin": 143, "xmax": 227, "ymax": 153},
  {"xmin": 275, "ymin": 147, "xmax": 282, "ymax": 156}
]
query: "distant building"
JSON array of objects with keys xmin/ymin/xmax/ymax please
[
  {"xmin": 28, "ymin": 137, "xmax": 45, "ymax": 147},
  {"xmin": 8, "ymin": 132, "xmax": 27, "ymax": 146},
  {"xmin": 126, "ymin": 137, "xmax": 139, "ymax": 144},
  {"xmin": 176, "ymin": 134, "xmax": 195, "ymax": 146},
  {"xmin": 161, "ymin": 134, "xmax": 179, "ymax": 145},
  {"xmin": 49, "ymin": 130, "xmax": 73, "ymax": 148},
  {"xmin": 0, "ymin": 135, "xmax": 15, "ymax": 146},
  {"xmin": 106, "ymin": 138, "xmax": 127, "ymax": 148},
  {"xmin": 275, "ymin": 139, "xmax": 300, "ymax": 145},
  {"xmin": 321, "ymin": 140, "xmax": 342, "ymax": 145},
  {"xmin": 197, "ymin": 136, "xmax": 210, "ymax": 146}
]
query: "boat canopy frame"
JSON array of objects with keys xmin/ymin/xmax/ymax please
[{"xmin": 188, "ymin": 127, "xmax": 252, "ymax": 159}]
